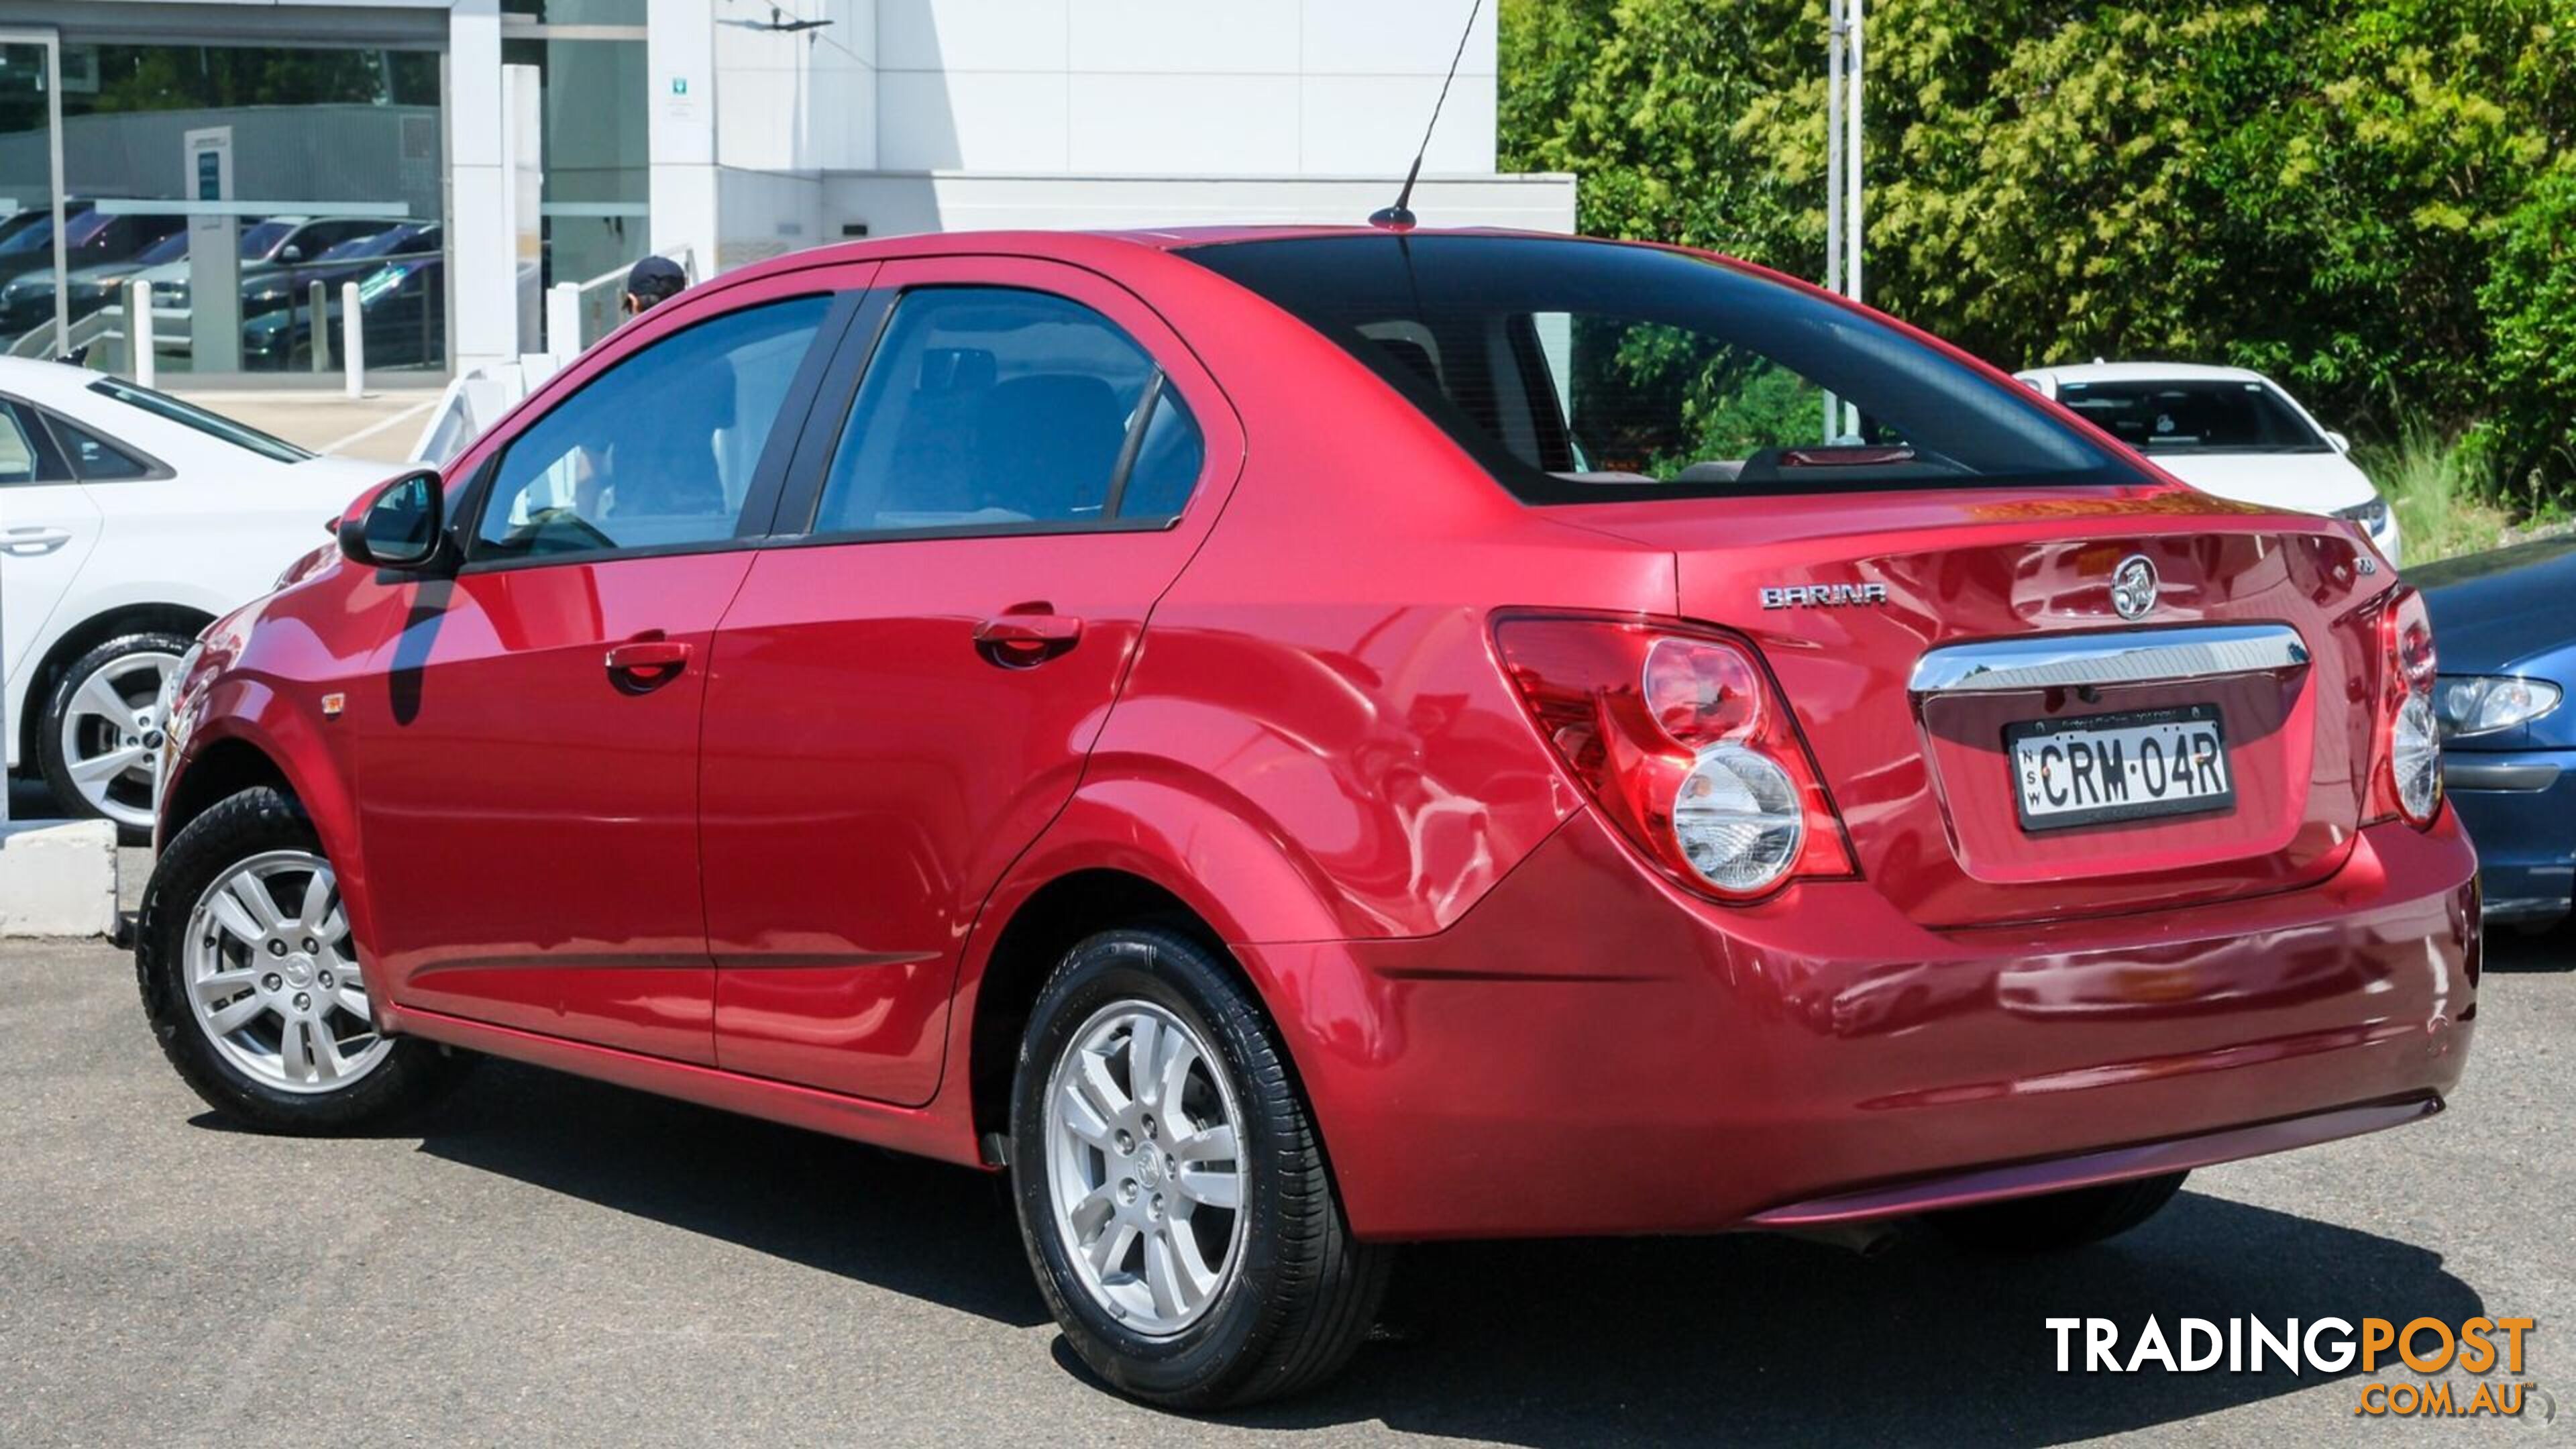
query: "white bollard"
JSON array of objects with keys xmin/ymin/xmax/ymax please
[
  {"xmin": 130, "ymin": 278, "xmax": 155, "ymax": 388},
  {"xmin": 341, "ymin": 280, "xmax": 365, "ymax": 398},
  {"xmin": 547, "ymin": 280, "xmax": 582, "ymax": 364},
  {"xmin": 311, "ymin": 279, "xmax": 331, "ymax": 372}
]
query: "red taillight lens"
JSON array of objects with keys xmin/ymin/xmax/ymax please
[
  {"xmin": 2366, "ymin": 586, "xmax": 2443, "ymax": 828},
  {"xmin": 1495, "ymin": 615, "xmax": 1856, "ymax": 901}
]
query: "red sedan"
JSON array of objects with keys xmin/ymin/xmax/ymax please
[{"xmin": 138, "ymin": 227, "xmax": 2476, "ymax": 1407}]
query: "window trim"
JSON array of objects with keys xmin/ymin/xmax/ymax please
[
  {"xmin": 454, "ymin": 288, "xmax": 861, "ymax": 575},
  {"xmin": 38, "ymin": 407, "xmax": 175, "ymax": 483},
  {"xmin": 775, "ymin": 282, "xmax": 1204, "ymax": 548},
  {"xmin": 0, "ymin": 395, "xmax": 74, "ymax": 485}
]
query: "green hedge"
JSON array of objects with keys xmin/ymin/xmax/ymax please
[{"xmin": 1500, "ymin": 0, "xmax": 2576, "ymax": 510}]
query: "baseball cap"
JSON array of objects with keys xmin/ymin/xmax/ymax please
[{"xmin": 625, "ymin": 254, "xmax": 687, "ymax": 301}]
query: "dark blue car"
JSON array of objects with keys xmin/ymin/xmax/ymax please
[{"xmin": 2415, "ymin": 537, "xmax": 2576, "ymax": 929}]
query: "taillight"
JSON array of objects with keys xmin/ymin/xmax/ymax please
[
  {"xmin": 1494, "ymin": 615, "xmax": 1856, "ymax": 901},
  {"xmin": 2366, "ymin": 586, "xmax": 2443, "ymax": 828}
]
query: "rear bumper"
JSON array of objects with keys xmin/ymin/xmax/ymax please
[
  {"xmin": 2445, "ymin": 748, "xmax": 2574, "ymax": 924},
  {"xmin": 1250, "ymin": 806, "xmax": 2479, "ymax": 1241}
]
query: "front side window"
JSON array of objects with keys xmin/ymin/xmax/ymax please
[
  {"xmin": 1183, "ymin": 235, "xmax": 2138, "ymax": 502},
  {"xmin": 475, "ymin": 294, "xmax": 828, "ymax": 560},
  {"xmin": 2053, "ymin": 379, "xmax": 2329, "ymax": 454},
  {"xmin": 811, "ymin": 287, "xmax": 1201, "ymax": 536}
]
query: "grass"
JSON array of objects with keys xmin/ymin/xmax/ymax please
[{"xmin": 2351, "ymin": 419, "xmax": 2525, "ymax": 565}]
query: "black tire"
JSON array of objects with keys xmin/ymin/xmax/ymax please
[
  {"xmin": 1931, "ymin": 1171, "xmax": 2188, "ymax": 1252},
  {"xmin": 1009, "ymin": 927, "xmax": 1391, "ymax": 1409},
  {"xmin": 136, "ymin": 786, "xmax": 470, "ymax": 1134},
  {"xmin": 38, "ymin": 630, "xmax": 194, "ymax": 843}
]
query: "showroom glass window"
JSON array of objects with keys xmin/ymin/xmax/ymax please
[
  {"xmin": 13, "ymin": 42, "xmax": 445, "ymax": 379},
  {"xmin": 504, "ymin": 0, "xmax": 650, "ymax": 324},
  {"xmin": 811, "ymin": 287, "xmax": 1205, "ymax": 536},
  {"xmin": 474, "ymin": 295, "xmax": 831, "ymax": 561}
]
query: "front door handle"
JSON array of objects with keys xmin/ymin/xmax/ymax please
[
  {"xmin": 973, "ymin": 610, "xmax": 1083, "ymax": 667},
  {"xmin": 605, "ymin": 634, "xmax": 691, "ymax": 690},
  {"xmin": 1, "ymin": 526, "xmax": 72, "ymax": 556}
]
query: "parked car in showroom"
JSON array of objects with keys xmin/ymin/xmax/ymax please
[
  {"xmin": 140, "ymin": 229, "xmax": 2476, "ymax": 1408},
  {"xmin": 1, "ymin": 358, "xmax": 388, "ymax": 835},
  {"xmin": 241, "ymin": 250, "xmax": 445, "ymax": 372},
  {"xmin": 0, "ymin": 227, "xmax": 189, "ymax": 343},
  {"xmin": 144, "ymin": 216, "xmax": 402, "ymax": 352},
  {"xmin": 2416, "ymin": 537, "xmax": 2576, "ymax": 928},
  {"xmin": 2015, "ymin": 361, "xmax": 2402, "ymax": 563}
]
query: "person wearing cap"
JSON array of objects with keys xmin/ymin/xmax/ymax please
[{"xmin": 621, "ymin": 254, "xmax": 687, "ymax": 317}]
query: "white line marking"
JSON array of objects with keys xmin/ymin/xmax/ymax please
[{"xmin": 319, "ymin": 397, "xmax": 437, "ymax": 455}]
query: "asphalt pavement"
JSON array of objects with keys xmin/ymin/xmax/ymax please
[{"xmin": 1, "ymin": 846, "xmax": 2567, "ymax": 1446}]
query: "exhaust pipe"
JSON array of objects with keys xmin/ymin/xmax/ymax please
[{"xmin": 1771, "ymin": 1220, "xmax": 1902, "ymax": 1258}]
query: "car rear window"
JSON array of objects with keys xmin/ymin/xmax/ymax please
[
  {"xmin": 87, "ymin": 376, "xmax": 311, "ymax": 464},
  {"xmin": 2051, "ymin": 378, "xmax": 2330, "ymax": 454},
  {"xmin": 1181, "ymin": 234, "xmax": 2141, "ymax": 502}
]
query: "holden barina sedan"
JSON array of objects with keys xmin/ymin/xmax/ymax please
[{"xmin": 140, "ymin": 228, "xmax": 2478, "ymax": 1407}]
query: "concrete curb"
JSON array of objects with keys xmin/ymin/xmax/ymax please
[{"xmin": 0, "ymin": 820, "xmax": 121, "ymax": 939}]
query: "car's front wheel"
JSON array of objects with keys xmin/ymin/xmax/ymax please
[
  {"xmin": 136, "ymin": 786, "xmax": 468, "ymax": 1132},
  {"xmin": 1010, "ymin": 926, "xmax": 1390, "ymax": 1408},
  {"xmin": 38, "ymin": 631, "xmax": 193, "ymax": 841}
]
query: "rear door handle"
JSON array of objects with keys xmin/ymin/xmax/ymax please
[
  {"xmin": 1, "ymin": 526, "xmax": 72, "ymax": 556},
  {"xmin": 605, "ymin": 635, "xmax": 691, "ymax": 689},
  {"xmin": 973, "ymin": 611, "xmax": 1083, "ymax": 666}
]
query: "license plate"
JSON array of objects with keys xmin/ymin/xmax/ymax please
[{"xmin": 2006, "ymin": 704, "xmax": 2235, "ymax": 831}]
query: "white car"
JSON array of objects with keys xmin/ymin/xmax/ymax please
[
  {"xmin": 1, "ymin": 358, "xmax": 388, "ymax": 834},
  {"xmin": 2015, "ymin": 362, "xmax": 2401, "ymax": 564}
]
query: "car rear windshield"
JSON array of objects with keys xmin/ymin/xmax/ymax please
[
  {"xmin": 1181, "ymin": 234, "xmax": 2140, "ymax": 502},
  {"xmin": 87, "ymin": 376, "xmax": 312, "ymax": 464},
  {"xmin": 2051, "ymin": 378, "xmax": 2330, "ymax": 454}
]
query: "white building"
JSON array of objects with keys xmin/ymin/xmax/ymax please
[{"xmin": 0, "ymin": 1, "xmax": 1573, "ymax": 382}]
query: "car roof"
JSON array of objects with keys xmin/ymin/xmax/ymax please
[
  {"xmin": 696, "ymin": 224, "xmax": 1597, "ymax": 297},
  {"xmin": 0, "ymin": 356, "xmax": 117, "ymax": 407},
  {"xmin": 2016, "ymin": 360, "xmax": 2275, "ymax": 386}
]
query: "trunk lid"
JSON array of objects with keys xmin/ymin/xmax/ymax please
[{"xmin": 1553, "ymin": 486, "xmax": 2387, "ymax": 928}]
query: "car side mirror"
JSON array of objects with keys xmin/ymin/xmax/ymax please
[
  {"xmin": 338, "ymin": 468, "xmax": 444, "ymax": 570},
  {"xmin": 2326, "ymin": 430, "xmax": 2352, "ymax": 454},
  {"xmin": 280, "ymin": 245, "xmax": 303, "ymax": 263}
]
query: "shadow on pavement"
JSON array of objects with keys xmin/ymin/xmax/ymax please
[
  {"xmin": 411, "ymin": 1059, "xmax": 1051, "ymax": 1329},
  {"xmin": 364, "ymin": 1057, "xmax": 2484, "ymax": 1444}
]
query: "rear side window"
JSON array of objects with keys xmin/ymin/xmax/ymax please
[
  {"xmin": 1182, "ymin": 235, "xmax": 2138, "ymax": 501},
  {"xmin": 51, "ymin": 417, "xmax": 154, "ymax": 480},
  {"xmin": 475, "ymin": 294, "xmax": 830, "ymax": 560},
  {"xmin": 811, "ymin": 286, "xmax": 1201, "ymax": 537}
]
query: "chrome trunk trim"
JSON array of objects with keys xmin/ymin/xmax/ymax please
[{"xmin": 1909, "ymin": 624, "xmax": 2310, "ymax": 695}]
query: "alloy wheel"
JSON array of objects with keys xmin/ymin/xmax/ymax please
[
  {"xmin": 55, "ymin": 647, "xmax": 179, "ymax": 830},
  {"xmin": 1042, "ymin": 1000, "xmax": 1248, "ymax": 1336},
  {"xmin": 182, "ymin": 850, "xmax": 392, "ymax": 1093}
]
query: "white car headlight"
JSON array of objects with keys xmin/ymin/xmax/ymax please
[{"xmin": 2434, "ymin": 674, "xmax": 2563, "ymax": 740}]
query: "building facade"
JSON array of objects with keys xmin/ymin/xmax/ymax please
[{"xmin": 0, "ymin": 1, "xmax": 1572, "ymax": 382}]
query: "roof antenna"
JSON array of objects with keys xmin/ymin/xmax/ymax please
[{"xmin": 1369, "ymin": 0, "xmax": 1485, "ymax": 233}]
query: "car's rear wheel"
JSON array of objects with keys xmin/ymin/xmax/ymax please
[
  {"xmin": 38, "ymin": 631, "xmax": 191, "ymax": 841},
  {"xmin": 137, "ymin": 786, "xmax": 469, "ymax": 1132},
  {"xmin": 1929, "ymin": 1171, "xmax": 2188, "ymax": 1252},
  {"xmin": 1009, "ymin": 926, "xmax": 1389, "ymax": 1408}
]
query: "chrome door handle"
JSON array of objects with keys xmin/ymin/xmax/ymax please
[{"xmin": 1, "ymin": 526, "xmax": 73, "ymax": 556}]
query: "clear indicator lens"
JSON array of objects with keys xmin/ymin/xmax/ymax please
[
  {"xmin": 1671, "ymin": 744, "xmax": 1804, "ymax": 894},
  {"xmin": 2392, "ymin": 690, "xmax": 2442, "ymax": 822}
]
